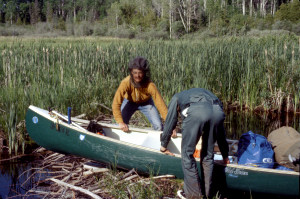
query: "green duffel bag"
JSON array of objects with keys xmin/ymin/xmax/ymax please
[{"xmin": 268, "ymin": 126, "xmax": 300, "ymax": 171}]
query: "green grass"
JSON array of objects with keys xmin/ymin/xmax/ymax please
[
  {"xmin": 95, "ymin": 168, "xmax": 182, "ymax": 198},
  {"xmin": 0, "ymin": 36, "xmax": 299, "ymax": 154}
]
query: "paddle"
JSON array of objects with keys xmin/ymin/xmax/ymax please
[{"xmin": 50, "ymin": 109, "xmax": 88, "ymax": 132}]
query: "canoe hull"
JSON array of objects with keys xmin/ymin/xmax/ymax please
[
  {"xmin": 214, "ymin": 163, "xmax": 299, "ymax": 197},
  {"xmin": 25, "ymin": 106, "xmax": 299, "ymax": 197},
  {"xmin": 26, "ymin": 106, "xmax": 183, "ymax": 178}
]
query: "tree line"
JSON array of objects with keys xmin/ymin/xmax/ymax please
[{"xmin": 0, "ymin": 0, "xmax": 299, "ymax": 38}]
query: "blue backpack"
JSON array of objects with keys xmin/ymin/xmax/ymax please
[{"xmin": 237, "ymin": 131, "xmax": 275, "ymax": 168}]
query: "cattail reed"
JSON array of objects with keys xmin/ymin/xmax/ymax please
[{"xmin": 0, "ymin": 36, "xmax": 299, "ymax": 153}]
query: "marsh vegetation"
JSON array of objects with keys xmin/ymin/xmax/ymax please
[{"xmin": 0, "ymin": 36, "xmax": 299, "ymax": 154}]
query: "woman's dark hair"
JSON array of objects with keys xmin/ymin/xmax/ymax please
[
  {"xmin": 128, "ymin": 56, "xmax": 149, "ymax": 72},
  {"xmin": 128, "ymin": 56, "xmax": 151, "ymax": 87}
]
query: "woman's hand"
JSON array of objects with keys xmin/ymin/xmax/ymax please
[
  {"xmin": 171, "ymin": 129, "xmax": 177, "ymax": 138},
  {"xmin": 160, "ymin": 146, "xmax": 175, "ymax": 156},
  {"xmin": 119, "ymin": 122, "xmax": 129, "ymax": 132}
]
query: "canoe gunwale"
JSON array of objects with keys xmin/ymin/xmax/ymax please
[{"xmin": 214, "ymin": 160, "xmax": 299, "ymax": 175}]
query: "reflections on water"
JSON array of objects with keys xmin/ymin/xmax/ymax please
[
  {"xmin": 224, "ymin": 111, "xmax": 300, "ymax": 140},
  {"xmin": 0, "ymin": 154, "xmax": 44, "ymax": 199}
]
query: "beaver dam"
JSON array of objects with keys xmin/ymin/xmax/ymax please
[{"xmin": 19, "ymin": 148, "xmax": 181, "ymax": 199}]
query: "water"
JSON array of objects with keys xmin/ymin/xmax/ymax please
[
  {"xmin": 0, "ymin": 154, "xmax": 44, "ymax": 199},
  {"xmin": 0, "ymin": 112, "xmax": 299, "ymax": 198}
]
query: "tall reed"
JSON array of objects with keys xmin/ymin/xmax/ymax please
[{"xmin": 0, "ymin": 36, "xmax": 299, "ymax": 153}]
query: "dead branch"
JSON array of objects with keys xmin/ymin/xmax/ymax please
[
  {"xmin": 121, "ymin": 168, "xmax": 136, "ymax": 180},
  {"xmin": 32, "ymin": 146, "xmax": 47, "ymax": 153},
  {"xmin": 152, "ymin": 175, "xmax": 175, "ymax": 179},
  {"xmin": 83, "ymin": 168, "xmax": 109, "ymax": 177},
  {"xmin": 74, "ymin": 113, "xmax": 86, "ymax": 119},
  {"xmin": 50, "ymin": 178, "xmax": 103, "ymax": 199},
  {"xmin": 124, "ymin": 174, "xmax": 139, "ymax": 181},
  {"xmin": 0, "ymin": 154, "xmax": 33, "ymax": 162},
  {"xmin": 44, "ymin": 153, "xmax": 65, "ymax": 162}
]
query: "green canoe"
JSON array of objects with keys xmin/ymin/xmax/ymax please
[{"xmin": 25, "ymin": 105, "xmax": 299, "ymax": 197}]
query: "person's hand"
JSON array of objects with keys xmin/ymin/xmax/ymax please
[
  {"xmin": 160, "ymin": 146, "xmax": 175, "ymax": 156},
  {"xmin": 171, "ymin": 129, "xmax": 177, "ymax": 138},
  {"xmin": 223, "ymin": 157, "xmax": 230, "ymax": 164},
  {"xmin": 119, "ymin": 122, "xmax": 129, "ymax": 132}
]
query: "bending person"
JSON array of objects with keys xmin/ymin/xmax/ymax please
[
  {"xmin": 160, "ymin": 88, "xmax": 229, "ymax": 199},
  {"xmin": 112, "ymin": 56, "xmax": 167, "ymax": 132}
]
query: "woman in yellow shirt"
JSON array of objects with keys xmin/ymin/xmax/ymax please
[{"xmin": 112, "ymin": 57, "xmax": 168, "ymax": 132}]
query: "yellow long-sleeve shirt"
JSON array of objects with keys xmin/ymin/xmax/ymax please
[{"xmin": 112, "ymin": 76, "xmax": 168, "ymax": 123}]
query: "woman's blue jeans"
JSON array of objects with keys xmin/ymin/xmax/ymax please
[{"xmin": 121, "ymin": 98, "xmax": 163, "ymax": 131}]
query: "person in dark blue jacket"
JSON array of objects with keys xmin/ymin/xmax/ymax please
[{"xmin": 160, "ymin": 88, "xmax": 229, "ymax": 199}]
